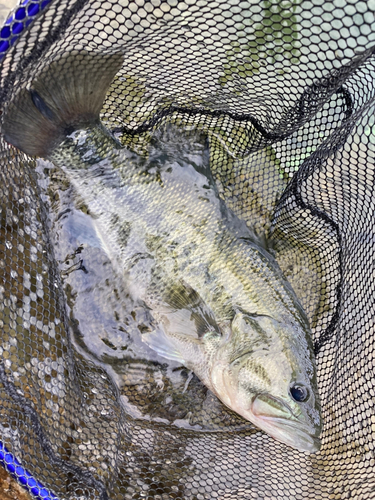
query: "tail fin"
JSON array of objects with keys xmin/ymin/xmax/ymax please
[{"xmin": 2, "ymin": 50, "xmax": 123, "ymax": 157}]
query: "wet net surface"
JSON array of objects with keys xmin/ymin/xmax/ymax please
[{"xmin": 0, "ymin": 0, "xmax": 375, "ymax": 499}]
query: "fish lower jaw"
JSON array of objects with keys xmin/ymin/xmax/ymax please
[
  {"xmin": 209, "ymin": 381, "xmax": 320, "ymax": 453},
  {"xmin": 249, "ymin": 414, "xmax": 321, "ymax": 453}
]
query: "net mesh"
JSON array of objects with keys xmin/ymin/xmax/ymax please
[{"xmin": 0, "ymin": 0, "xmax": 375, "ymax": 498}]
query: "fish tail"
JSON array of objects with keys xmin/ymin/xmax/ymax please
[{"xmin": 2, "ymin": 50, "xmax": 123, "ymax": 157}]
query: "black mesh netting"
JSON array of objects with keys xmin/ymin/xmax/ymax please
[{"xmin": 0, "ymin": 0, "xmax": 375, "ymax": 499}]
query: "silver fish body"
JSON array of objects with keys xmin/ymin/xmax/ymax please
[
  {"xmin": 2, "ymin": 52, "xmax": 322, "ymax": 452},
  {"xmin": 49, "ymin": 124, "xmax": 322, "ymax": 453}
]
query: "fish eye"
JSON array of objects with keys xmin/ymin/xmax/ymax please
[{"xmin": 289, "ymin": 384, "xmax": 309, "ymax": 403}]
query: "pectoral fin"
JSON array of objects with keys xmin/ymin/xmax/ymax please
[
  {"xmin": 142, "ymin": 280, "xmax": 218, "ymax": 364},
  {"xmin": 162, "ymin": 279, "xmax": 219, "ymax": 339},
  {"xmin": 142, "ymin": 325, "xmax": 186, "ymax": 364}
]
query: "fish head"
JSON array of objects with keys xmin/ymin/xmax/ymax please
[{"xmin": 210, "ymin": 312, "xmax": 322, "ymax": 453}]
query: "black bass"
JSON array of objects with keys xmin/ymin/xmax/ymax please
[{"xmin": 2, "ymin": 51, "xmax": 322, "ymax": 452}]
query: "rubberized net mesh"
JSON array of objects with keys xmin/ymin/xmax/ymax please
[{"xmin": 1, "ymin": 0, "xmax": 375, "ymax": 498}]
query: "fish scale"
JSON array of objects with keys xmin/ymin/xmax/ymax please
[
  {"xmin": 54, "ymin": 126, "xmax": 303, "ymax": 329},
  {"xmin": 2, "ymin": 50, "xmax": 322, "ymax": 453}
]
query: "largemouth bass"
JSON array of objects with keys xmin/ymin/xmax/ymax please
[{"xmin": 2, "ymin": 51, "xmax": 322, "ymax": 452}]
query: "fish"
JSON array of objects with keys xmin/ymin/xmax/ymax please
[{"xmin": 2, "ymin": 50, "xmax": 322, "ymax": 452}]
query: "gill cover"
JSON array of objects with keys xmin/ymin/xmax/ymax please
[{"xmin": 210, "ymin": 312, "xmax": 321, "ymax": 452}]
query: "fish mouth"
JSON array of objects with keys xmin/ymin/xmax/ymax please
[
  {"xmin": 251, "ymin": 394, "xmax": 321, "ymax": 453},
  {"xmin": 256, "ymin": 416, "xmax": 321, "ymax": 453}
]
